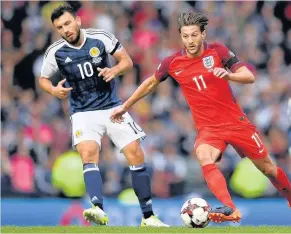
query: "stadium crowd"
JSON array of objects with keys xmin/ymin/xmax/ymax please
[{"xmin": 1, "ymin": 1, "xmax": 291, "ymax": 199}]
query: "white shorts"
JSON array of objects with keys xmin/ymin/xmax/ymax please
[{"xmin": 70, "ymin": 106, "xmax": 146, "ymax": 151}]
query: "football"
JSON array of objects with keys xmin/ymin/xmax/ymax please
[{"xmin": 180, "ymin": 198, "xmax": 211, "ymax": 228}]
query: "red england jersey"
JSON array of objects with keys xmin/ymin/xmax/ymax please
[{"xmin": 155, "ymin": 42, "xmax": 252, "ymax": 130}]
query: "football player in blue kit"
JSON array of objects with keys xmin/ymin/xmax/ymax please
[{"xmin": 39, "ymin": 4, "xmax": 168, "ymax": 227}]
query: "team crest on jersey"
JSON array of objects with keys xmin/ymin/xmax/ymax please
[
  {"xmin": 203, "ymin": 56, "xmax": 214, "ymax": 69},
  {"xmin": 75, "ymin": 130, "xmax": 82, "ymax": 138},
  {"xmin": 89, "ymin": 47, "xmax": 100, "ymax": 57}
]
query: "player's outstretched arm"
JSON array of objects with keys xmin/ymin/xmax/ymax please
[
  {"xmin": 112, "ymin": 48, "xmax": 133, "ymax": 75},
  {"xmin": 226, "ymin": 66, "xmax": 255, "ymax": 84},
  {"xmin": 97, "ymin": 48, "xmax": 133, "ymax": 82},
  {"xmin": 212, "ymin": 43, "xmax": 255, "ymax": 84},
  {"xmin": 110, "ymin": 75, "xmax": 160, "ymax": 123},
  {"xmin": 39, "ymin": 77, "xmax": 72, "ymax": 99},
  {"xmin": 213, "ymin": 66, "xmax": 255, "ymax": 84}
]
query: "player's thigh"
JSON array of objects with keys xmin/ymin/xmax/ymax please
[
  {"xmin": 106, "ymin": 110, "xmax": 146, "ymax": 152},
  {"xmin": 228, "ymin": 125, "xmax": 268, "ymax": 160},
  {"xmin": 70, "ymin": 111, "xmax": 105, "ymax": 151},
  {"xmin": 194, "ymin": 129, "xmax": 227, "ymax": 166}
]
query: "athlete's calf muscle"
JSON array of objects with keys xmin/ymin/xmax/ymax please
[{"xmin": 251, "ymin": 155, "xmax": 277, "ymax": 178}]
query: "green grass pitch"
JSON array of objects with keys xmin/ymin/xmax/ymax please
[{"xmin": 2, "ymin": 226, "xmax": 291, "ymax": 233}]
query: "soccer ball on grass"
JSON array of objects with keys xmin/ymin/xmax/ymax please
[{"xmin": 180, "ymin": 198, "xmax": 211, "ymax": 228}]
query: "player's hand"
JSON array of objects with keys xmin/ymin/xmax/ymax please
[
  {"xmin": 97, "ymin": 67, "xmax": 118, "ymax": 82},
  {"xmin": 51, "ymin": 79, "xmax": 73, "ymax": 99},
  {"xmin": 213, "ymin": 67, "xmax": 230, "ymax": 80},
  {"xmin": 110, "ymin": 105, "xmax": 127, "ymax": 123}
]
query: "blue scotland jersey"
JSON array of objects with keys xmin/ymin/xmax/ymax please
[{"xmin": 41, "ymin": 29, "xmax": 122, "ymax": 114}]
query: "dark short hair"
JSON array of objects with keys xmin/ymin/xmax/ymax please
[
  {"xmin": 51, "ymin": 4, "xmax": 76, "ymax": 23},
  {"xmin": 178, "ymin": 12, "xmax": 209, "ymax": 33}
]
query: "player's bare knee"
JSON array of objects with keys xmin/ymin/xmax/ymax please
[
  {"xmin": 127, "ymin": 150, "xmax": 144, "ymax": 165},
  {"xmin": 195, "ymin": 151, "xmax": 214, "ymax": 166},
  {"xmin": 197, "ymin": 156, "xmax": 214, "ymax": 166},
  {"xmin": 80, "ymin": 150, "xmax": 98, "ymax": 164},
  {"xmin": 195, "ymin": 145, "xmax": 215, "ymax": 166},
  {"xmin": 76, "ymin": 142, "xmax": 99, "ymax": 164},
  {"xmin": 123, "ymin": 141, "xmax": 144, "ymax": 165},
  {"xmin": 81, "ymin": 154, "xmax": 98, "ymax": 164}
]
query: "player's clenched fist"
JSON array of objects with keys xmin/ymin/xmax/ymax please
[
  {"xmin": 51, "ymin": 79, "xmax": 73, "ymax": 99},
  {"xmin": 97, "ymin": 67, "xmax": 118, "ymax": 82},
  {"xmin": 110, "ymin": 105, "xmax": 127, "ymax": 123},
  {"xmin": 213, "ymin": 67, "xmax": 230, "ymax": 80}
]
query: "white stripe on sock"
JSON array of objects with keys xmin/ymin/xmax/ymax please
[
  {"xmin": 83, "ymin": 167, "xmax": 99, "ymax": 173},
  {"xmin": 129, "ymin": 165, "xmax": 145, "ymax": 171}
]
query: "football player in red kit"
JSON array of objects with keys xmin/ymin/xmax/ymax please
[{"xmin": 110, "ymin": 12, "xmax": 291, "ymax": 223}]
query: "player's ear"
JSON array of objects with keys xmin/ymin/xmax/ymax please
[
  {"xmin": 76, "ymin": 16, "xmax": 81, "ymax": 27},
  {"xmin": 202, "ymin": 30, "xmax": 206, "ymax": 40}
]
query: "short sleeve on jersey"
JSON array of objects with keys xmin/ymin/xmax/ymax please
[
  {"xmin": 210, "ymin": 43, "xmax": 244, "ymax": 72},
  {"xmin": 101, "ymin": 30, "xmax": 122, "ymax": 55},
  {"xmin": 154, "ymin": 56, "xmax": 175, "ymax": 82},
  {"xmin": 41, "ymin": 54, "xmax": 58, "ymax": 78},
  {"xmin": 40, "ymin": 42, "xmax": 63, "ymax": 78}
]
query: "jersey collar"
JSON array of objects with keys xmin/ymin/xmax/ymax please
[{"xmin": 64, "ymin": 29, "xmax": 87, "ymax": 50}]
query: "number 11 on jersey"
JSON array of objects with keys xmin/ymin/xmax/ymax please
[{"xmin": 193, "ymin": 75, "xmax": 207, "ymax": 91}]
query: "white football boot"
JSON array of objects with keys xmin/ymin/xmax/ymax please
[
  {"xmin": 141, "ymin": 215, "xmax": 170, "ymax": 227},
  {"xmin": 83, "ymin": 206, "xmax": 108, "ymax": 225}
]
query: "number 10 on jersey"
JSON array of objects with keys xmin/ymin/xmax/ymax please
[
  {"xmin": 77, "ymin": 62, "xmax": 94, "ymax": 79},
  {"xmin": 193, "ymin": 75, "xmax": 207, "ymax": 91}
]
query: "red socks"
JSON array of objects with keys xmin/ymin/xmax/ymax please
[
  {"xmin": 202, "ymin": 164, "xmax": 291, "ymax": 208},
  {"xmin": 269, "ymin": 167, "xmax": 291, "ymax": 202},
  {"xmin": 202, "ymin": 164, "xmax": 235, "ymax": 209}
]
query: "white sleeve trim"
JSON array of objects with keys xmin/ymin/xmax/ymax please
[{"xmin": 86, "ymin": 28, "xmax": 121, "ymax": 54}]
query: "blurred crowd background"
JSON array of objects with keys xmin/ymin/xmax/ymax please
[{"xmin": 1, "ymin": 1, "xmax": 291, "ymax": 199}]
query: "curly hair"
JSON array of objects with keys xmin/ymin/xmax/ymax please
[{"xmin": 178, "ymin": 12, "xmax": 209, "ymax": 33}]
